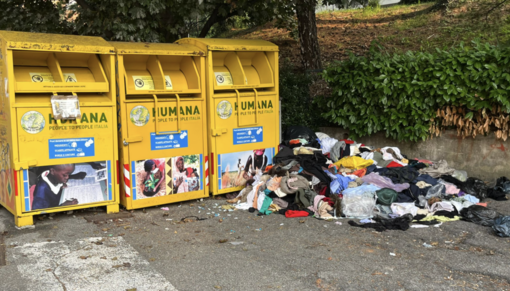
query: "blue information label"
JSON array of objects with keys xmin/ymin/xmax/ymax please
[
  {"xmin": 150, "ymin": 130, "xmax": 189, "ymax": 150},
  {"xmin": 48, "ymin": 138, "xmax": 95, "ymax": 159},
  {"xmin": 233, "ymin": 127, "xmax": 263, "ymax": 145}
]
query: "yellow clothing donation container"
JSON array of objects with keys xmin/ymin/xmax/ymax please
[
  {"xmin": 111, "ymin": 42, "xmax": 209, "ymax": 210},
  {"xmin": 0, "ymin": 31, "xmax": 119, "ymax": 227},
  {"xmin": 176, "ymin": 38, "xmax": 279, "ymax": 196}
]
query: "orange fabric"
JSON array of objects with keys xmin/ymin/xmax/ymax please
[
  {"xmin": 352, "ymin": 168, "xmax": 367, "ymax": 178},
  {"xmin": 476, "ymin": 203, "xmax": 487, "ymax": 207},
  {"xmin": 289, "ymin": 139, "xmax": 301, "ymax": 145},
  {"xmin": 264, "ymin": 165, "xmax": 273, "ymax": 172}
]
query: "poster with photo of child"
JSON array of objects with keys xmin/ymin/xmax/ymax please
[
  {"xmin": 134, "ymin": 158, "xmax": 166, "ymax": 199},
  {"xmin": 169, "ymin": 154, "xmax": 201, "ymax": 194},
  {"xmin": 28, "ymin": 162, "xmax": 109, "ymax": 211}
]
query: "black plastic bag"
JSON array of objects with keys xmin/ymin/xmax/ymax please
[
  {"xmin": 461, "ymin": 177, "xmax": 488, "ymax": 200},
  {"xmin": 495, "ymin": 177, "xmax": 510, "ymax": 193},
  {"xmin": 487, "ymin": 177, "xmax": 510, "ymax": 201},
  {"xmin": 460, "ymin": 205, "xmax": 502, "ymax": 227},
  {"xmin": 282, "ymin": 126, "xmax": 319, "ymax": 148},
  {"xmin": 493, "ymin": 216, "xmax": 510, "ymax": 237}
]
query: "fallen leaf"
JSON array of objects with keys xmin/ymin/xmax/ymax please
[
  {"xmin": 100, "ymin": 256, "xmax": 107, "ymax": 260},
  {"xmin": 102, "ymin": 228, "xmax": 108, "ymax": 231},
  {"xmin": 126, "ymin": 289, "xmax": 137, "ymax": 291},
  {"xmin": 219, "ymin": 219, "xmax": 223, "ymax": 223},
  {"xmin": 372, "ymin": 272, "xmax": 383, "ymax": 275},
  {"xmin": 327, "ymin": 257, "xmax": 332, "ymax": 261},
  {"xmin": 149, "ymin": 258, "xmax": 156, "ymax": 262},
  {"xmin": 163, "ymin": 213, "xmax": 169, "ymax": 217},
  {"xmin": 214, "ymin": 286, "xmax": 222, "ymax": 289},
  {"xmin": 299, "ymin": 220, "xmax": 306, "ymax": 223},
  {"xmin": 111, "ymin": 257, "xmax": 118, "ymax": 261},
  {"xmin": 219, "ymin": 239, "xmax": 228, "ymax": 243},
  {"xmin": 431, "ymin": 242, "xmax": 438, "ymax": 246},
  {"xmin": 79, "ymin": 256, "xmax": 89, "ymax": 260}
]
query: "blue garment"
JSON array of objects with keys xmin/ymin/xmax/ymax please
[
  {"xmin": 32, "ymin": 180, "xmax": 62, "ymax": 210},
  {"xmin": 330, "ymin": 174, "xmax": 354, "ymax": 194},
  {"xmin": 463, "ymin": 194, "xmax": 480, "ymax": 204}
]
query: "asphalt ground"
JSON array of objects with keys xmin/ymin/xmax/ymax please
[{"xmin": 0, "ymin": 196, "xmax": 509, "ymax": 291}]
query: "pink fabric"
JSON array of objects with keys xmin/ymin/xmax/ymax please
[{"xmin": 444, "ymin": 183, "xmax": 460, "ymax": 195}]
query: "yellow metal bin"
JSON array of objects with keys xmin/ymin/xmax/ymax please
[
  {"xmin": 176, "ymin": 38, "xmax": 279, "ymax": 196},
  {"xmin": 111, "ymin": 42, "xmax": 209, "ymax": 210},
  {"xmin": 0, "ymin": 31, "xmax": 119, "ymax": 227}
]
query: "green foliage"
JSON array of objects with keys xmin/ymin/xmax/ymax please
[
  {"xmin": 316, "ymin": 41, "xmax": 510, "ymax": 141},
  {"xmin": 0, "ymin": 0, "xmax": 291, "ymax": 42},
  {"xmin": 280, "ymin": 62, "xmax": 328, "ymax": 132},
  {"xmin": 0, "ymin": 0, "xmax": 71, "ymax": 34}
]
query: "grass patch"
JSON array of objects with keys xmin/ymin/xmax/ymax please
[{"xmin": 395, "ymin": 13, "xmax": 431, "ymax": 30}]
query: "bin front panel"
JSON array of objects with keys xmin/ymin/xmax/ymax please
[
  {"xmin": 123, "ymin": 99, "xmax": 207, "ymax": 204},
  {"xmin": 17, "ymin": 107, "xmax": 115, "ymax": 164},
  {"xmin": 212, "ymin": 93, "xmax": 278, "ymax": 194},
  {"xmin": 16, "ymin": 106, "xmax": 116, "ymax": 213}
]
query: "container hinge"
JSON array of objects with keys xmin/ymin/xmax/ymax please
[
  {"xmin": 211, "ymin": 128, "xmax": 227, "ymax": 137},
  {"xmin": 123, "ymin": 136, "xmax": 143, "ymax": 146},
  {"xmin": 15, "ymin": 160, "xmax": 37, "ymax": 170}
]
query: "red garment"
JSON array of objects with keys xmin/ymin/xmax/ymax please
[
  {"xmin": 386, "ymin": 161, "xmax": 403, "ymax": 168},
  {"xmin": 285, "ymin": 210, "xmax": 310, "ymax": 218},
  {"xmin": 289, "ymin": 139, "xmax": 301, "ymax": 145},
  {"xmin": 339, "ymin": 139, "xmax": 354, "ymax": 145},
  {"xmin": 322, "ymin": 197, "xmax": 334, "ymax": 207},
  {"xmin": 319, "ymin": 186, "xmax": 328, "ymax": 196},
  {"xmin": 352, "ymin": 168, "xmax": 367, "ymax": 178}
]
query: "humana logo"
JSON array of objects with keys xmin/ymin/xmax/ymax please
[
  {"xmin": 152, "ymin": 106, "xmax": 200, "ymax": 117},
  {"xmin": 235, "ymin": 100, "xmax": 273, "ymax": 110},
  {"xmin": 48, "ymin": 113, "xmax": 108, "ymax": 124}
]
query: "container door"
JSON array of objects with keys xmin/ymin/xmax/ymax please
[
  {"xmin": 212, "ymin": 92, "xmax": 278, "ymax": 194},
  {"xmin": 124, "ymin": 98, "xmax": 207, "ymax": 205}
]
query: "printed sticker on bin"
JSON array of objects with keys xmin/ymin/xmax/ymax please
[
  {"xmin": 233, "ymin": 127, "xmax": 263, "ymax": 145},
  {"xmin": 150, "ymin": 130, "xmax": 188, "ymax": 150},
  {"xmin": 214, "ymin": 72, "xmax": 233, "ymax": 86},
  {"xmin": 48, "ymin": 138, "xmax": 95, "ymax": 159}
]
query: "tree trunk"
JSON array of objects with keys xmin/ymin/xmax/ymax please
[{"xmin": 296, "ymin": 0, "xmax": 322, "ymax": 71}]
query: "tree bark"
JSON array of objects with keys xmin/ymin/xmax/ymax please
[
  {"xmin": 199, "ymin": 4, "xmax": 236, "ymax": 38},
  {"xmin": 296, "ymin": 0, "xmax": 322, "ymax": 71}
]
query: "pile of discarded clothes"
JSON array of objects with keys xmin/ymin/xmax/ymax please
[{"xmin": 229, "ymin": 126, "xmax": 510, "ymax": 237}]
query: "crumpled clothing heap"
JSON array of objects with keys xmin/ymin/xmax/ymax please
[
  {"xmin": 230, "ymin": 127, "xmax": 508, "ymax": 238},
  {"xmin": 419, "ymin": 160, "xmax": 455, "ymax": 178}
]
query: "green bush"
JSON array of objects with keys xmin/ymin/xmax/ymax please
[
  {"xmin": 279, "ymin": 63, "xmax": 328, "ymax": 132},
  {"xmin": 316, "ymin": 41, "xmax": 510, "ymax": 141}
]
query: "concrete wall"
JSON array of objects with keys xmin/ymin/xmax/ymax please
[{"xmin": 320, "ymin": 127, "xmax": 510, "ymax": 182}]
